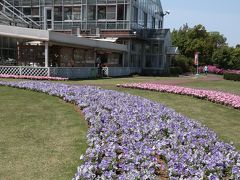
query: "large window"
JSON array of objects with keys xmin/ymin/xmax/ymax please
[
  {"xmin": 133, "ymin": 7, "xmax": 138, "ymax": 23},
  {"xmin": 54, "ymin": 0, "xmax": 62, "ymax": 5},
  {"xmin": 82, "ymin": 5, "xmax": 87, "ymax": 20},
  {"xmin": 64, "ymin": 7, "xmax": 72, "ymax": 20},
  {"xmin": 32, "ymin": 7, "xmax": 39, "ymax": 16},
  {"xmin": 106, "ymin": 6, "xmax": 116, "ymax": 20},
  {"xmin": 117, "ymin": 4, "xmax": 124, "ymax": 20},
  {"xmin": 73, "ymin": 7, "xmax": 81, "ymax": 20},
  {"xmin": 144, "ymin": 12, "xmax": 147, "ymax": 28},
  {"xmin": 63, "ymin": 6, "xmax": 81, "ymax": 21},
  {"xmin": 98, "ymin": 6, "xmax": 106, "ymax": 20},
  {"xmin": 54, "ymin": 7, "xmax": 62, "ymax": 21},
  {"xmin": 145, "ymin": 56, "xmax": 156, "ymax": 68},
  {"xmin": 152, "ymin": 17, "xmax": 155, "ymax": 29},
  {"xmin": 23, "ymin": 7, "xmax": 31, "ymax": 15},
  {"xmin": 108, "ymin": 53, "xmax": 121, "ymax": 66},
  {"xmin": 88, "ymin": 6, "xmax": 96, "ymax": 20},
  {"xmin": 157, "ymin": 20, "xmax": 160, "ymax": 29},
  {"xmin": 98, "ymin": 6, "xmax": 116, "ymax": 20},
  {"xmin": 74, "ymin": 49, "xmax": 85, "ymax": 66}
]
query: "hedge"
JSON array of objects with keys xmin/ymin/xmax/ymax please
[
  {"xmin": 223, "ymin": 73, "xmax": 240, "ymax": 81},
  {"xmin": 170, "ymin": 66, "xmax": 182, "ymax": 76}
]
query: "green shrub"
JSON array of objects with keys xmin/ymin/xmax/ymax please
[
  {"xmin": 170, "ymin": 66, "xmax": 182, "ymax": 76},
  {"xmin": 223, "ymin": 73, "xmax": 240, "ymax": 81},
  {"xmin": 171, "ymin": 55, "xmax": 192, "ymax": 73}
]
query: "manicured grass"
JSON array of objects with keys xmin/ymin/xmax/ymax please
[
  {"xmin": 181, "ymin": 79, "xmax": 240, "ymax": 95},
  {"xmin": 0, "ymin": 86, "xmax": 88, "ymax": 180},
  {"xmin": 68, "ymin": 75, "xmax": 177, "ymax": 86}
]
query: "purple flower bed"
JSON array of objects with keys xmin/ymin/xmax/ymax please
[
  {"xmin": 0, "ymin": 81, "xmax": 240, "ymax": 179},
  {"xmin": 117, "ymin": 83, "xmax": 240, "ymax": 110}
]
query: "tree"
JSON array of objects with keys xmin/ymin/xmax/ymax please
[
  {"xmin": 230, "ymin": 47, "xmax": 240, "ymax": 69},
  {"xmin": 212, "ymin": 46, "xmax": 233, "ymax": 69},
  {"xmin": 171, "ymin": 24, "xmax": 228, "ymax": 71},
  {"xmin": 171, "ymin": 55, "xmax": 193, "ymax": 73}
]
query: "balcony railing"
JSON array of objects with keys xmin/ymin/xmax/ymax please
[{"xmin": 0, "ymin": 0, "xmax": 40, "ymax": 28}]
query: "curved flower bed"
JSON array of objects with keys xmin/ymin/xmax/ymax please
[
  {"xmin": 0, "ymin": 74, "xmax": 68, "ymax": 81},
  {"xmin": 117, "ymin": 83, "xmax": 240, "ymax": 109},
  {"xmin": 0, "ymin": 81, "xmax": 240, "ymax": 179}
]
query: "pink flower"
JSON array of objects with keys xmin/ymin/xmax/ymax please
[
  {"xmin": 118, "ymin": 83, "xmax": 240, "ymax": 109},
  {"xmin": 0, "ymin": 74, "xmax": 68, "ymax": 81}
]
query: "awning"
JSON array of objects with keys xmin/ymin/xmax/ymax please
[
  {"xmin": 25, "ymin": 41, "xmax": 43, "ymax": 45},
  {"xmin": 0, "ymin": 25, "xmax": 127, "ymax": 52},
  {"xmin": 94, "ymin": 37, "xmax": 118, "ymax": 42}
]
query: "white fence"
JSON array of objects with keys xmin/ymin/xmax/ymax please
[
  {"xmin": 0, "ymin": 66, "xmax": 49, "ymax": 76},
  {"xmin": 0, "ymin": 66, "xmax": 141, "ymax": 79}
]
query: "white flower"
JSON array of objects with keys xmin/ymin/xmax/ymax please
[{"xmin": 80, "ymin": 155, "xmax": 84, "ymax": 160}]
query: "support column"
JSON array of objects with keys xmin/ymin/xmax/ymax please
[
  {"xmin": 16, "ymin": 41, "xmax": 20, "ymax": 65},
  {"xmin": 127, "ymin": 40, "xmax": 132, "ymax": 67},
  {"xmin": 93, "ymin": 48, "xmax": 97, "ymax": 67},
  {"xmin": 44, "ymin": 41, "xmax": 49, "ymax": 67},
  {"xmin": 122, "ymin": 52, "xmax": 125, "ymax": 67}
]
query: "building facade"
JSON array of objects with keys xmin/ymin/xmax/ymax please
[{"xmin": 0, "ymin": 0, "xmax": 177, "ymax": 77}]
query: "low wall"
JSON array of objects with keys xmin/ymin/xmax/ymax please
[{"xmin": 50, "ymin": 67, "xmax": 96, "ymax": 79}]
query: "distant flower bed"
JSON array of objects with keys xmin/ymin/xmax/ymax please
[
  {"xmin": 0, "ymin": 81, "xmax": 239, "ymax": 179},
  {"xmin": 117, "ymin": 83, "xmax": 240, "ymax": 109},
  {"xmin": 225, "ymin": 70, "xmax": 240, "ymax": 74},
  {"xmin": 199, "ymin": 65, "xmax": 240, "ymax": 75},
  {"xmin": 0, "ymin": 74, "xmax": 68, "ymax": 81}
]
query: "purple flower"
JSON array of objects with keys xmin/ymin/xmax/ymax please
[{"xmin": 0, "ymin": 80, "xmax": 239, "ymax": 179}]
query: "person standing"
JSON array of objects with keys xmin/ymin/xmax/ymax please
[
  {"xmin": 204, "ymin": 65, "xmax": 208, "ymax": 75},
  {"xmin": 96, "ymin": 56, "xmax": 102, "ymax": 76}
]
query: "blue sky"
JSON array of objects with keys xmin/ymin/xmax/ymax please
[{"xmin": 161, "ymin": 0, "xmax": 240, "ymax": 47}]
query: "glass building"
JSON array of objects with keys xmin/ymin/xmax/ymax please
[
  {"xmin": 0, "ymin": 0, "xmax": 177, "ymax": 76},
  {"xmin": 1, "ymin": 0, "xmax": 163, "ymax": 31}
]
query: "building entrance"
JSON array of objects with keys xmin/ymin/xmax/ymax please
[{"xmin": 97, "ymin": 53, "xmax": 108, "ymax": 65}]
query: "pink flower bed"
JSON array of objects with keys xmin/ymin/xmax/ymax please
[
  {"xmin": 117, "ymin": 83, "xmax": 240, "ymax": 109},
  {"xmin": 199, "ymin": 65, "xmax": 224, "ymax": 74},
  {"xmin": 199, "ymin": 65, "xmax": 240, "ymax": 75},
  {"xmin": 225, "ymin": 70, "xmax": 240, "ymax": 75},
  {"xmin": 0, "ymin": 74, "xmax": 68, "ymax": 81}
]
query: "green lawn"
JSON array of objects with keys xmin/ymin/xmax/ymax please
[
  {"xmin": 0, "ymin": 75, "xmax": 239, "ymax": 179},
  {"xmin": 181, "ymin": 79, "xmax": 240, "ymax": 95},
  {"xmin": 0, "ymin": 86, "xmax": 88, "ymax": 180}
]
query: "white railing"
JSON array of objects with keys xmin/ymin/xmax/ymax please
[
  {"xmin": 0, "ymin": 0, "xmax": 41, "ymax": 28},
  {"xmin": 0, "ymin": 66, "xmax": 49, "ymax": 76},
  {"xmin": 0, "ymin": 66, "xmax": 141, "ymax": 79},
  {"xmin": 102, "ymin": 67, "xmax": 109, "ymax": 76}
]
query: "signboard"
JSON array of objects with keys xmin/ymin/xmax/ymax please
[{"xmin": 194, "ymin": 52, "xmax": 199, "ymax": 65}]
